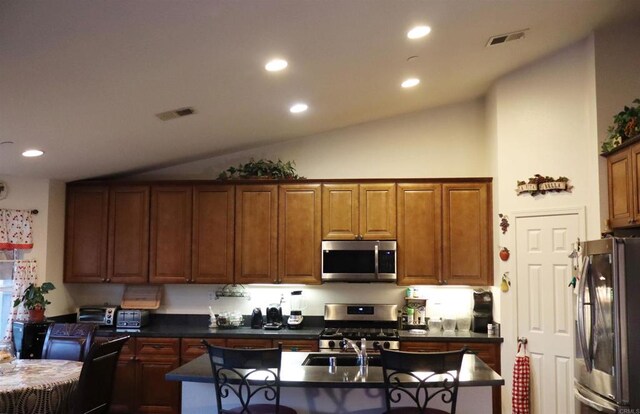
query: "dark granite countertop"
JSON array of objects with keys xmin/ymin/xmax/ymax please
[
  {"xmin": 93, "ymin": 314, "xmax": 501, "ymax": 343},
  {"xmin": 399, "ymin": 330, "xmax": 504, "ymax": 343},
  {"xmin": 166, "ymin": 352, "xmax": 504, "ymax": 388}
]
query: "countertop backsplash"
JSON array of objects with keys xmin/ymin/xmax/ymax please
[{"xmin": 64, "ymin": 283, "xmax": 483, "ymax": 318}]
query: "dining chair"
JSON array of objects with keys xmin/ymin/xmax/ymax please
[
  {"xmin": 71, "ymin": 335, "xmax": 130, "ymax": 414},
  {"xmin": 377, "ymin": 346, "xmax": 467, "ymax": 414},
  {"xmin": 42, "ymin": 323, "xmax": 97, "ymax": 361},
  {"xmin": 202, "ymin": 340, "xmax": 297, "ymax": 414}
]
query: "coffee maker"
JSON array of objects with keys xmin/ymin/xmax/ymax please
[
  {"xmin": 472, "ymin": 289, "xmax": 493, "ymax": 333},
  {"xmin": 287, "ymin": 290, "xmax": 304, "ymax": 329},
  {"xmin": 264, "ymin": 305, "xmax": 283, "ymax": 330}
]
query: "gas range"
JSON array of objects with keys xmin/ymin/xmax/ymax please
[{"xmin": 318, "ymin": 304, "xmax": 400, "ymax": 352}]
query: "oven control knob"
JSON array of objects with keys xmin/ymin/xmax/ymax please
[
  {"xmin": 383, "ymin": 341, "xmax": 391, "ymax": 349},
  {"xmin": 356, "ymin": 340, "xmax": 362, "ymax": 348},
  {"xmin": 372, "ymin": 341, "xmax": 380, "ymax": 350},
  {"xmin": 328, "ymin": 340, "xmax": 336, "ymax": 349}
]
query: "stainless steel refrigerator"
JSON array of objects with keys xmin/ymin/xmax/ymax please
[{"xmin": 575, "ymin": 238, "xmax": 640, "ymax": 413}]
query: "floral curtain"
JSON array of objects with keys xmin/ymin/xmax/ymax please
[
  {"xmin": 0, "ymin": 209, "xmax": 34, "ymax": 250},
  {"xmin": 3, "ymin": 260, "xmax": 37, "ymax": 341}
]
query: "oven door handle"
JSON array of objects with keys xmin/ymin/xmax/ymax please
[{"xmin": 374, "ymin": 242, "xmax": 379, "ymax": 278}]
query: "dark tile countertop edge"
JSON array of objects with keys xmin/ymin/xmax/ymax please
[{"xmin": 166, "ymin": 352, "xmax": 505, "ymax": 389}]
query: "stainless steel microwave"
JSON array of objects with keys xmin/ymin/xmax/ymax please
[
  {"xmin": 321, "ymin": 240, "xmax": 397, "ymax": 282},
  {"xmin": 77, "ymin": 305, "xmax": 119, "ymax": 326}
]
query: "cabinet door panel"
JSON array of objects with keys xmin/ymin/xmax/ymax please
[
  {"xmin": 150, "ymin": 185, "xmax": 192, "ymax": 283},
  {"xmin": 397, "ymin": 184, "xmax": 441, "ymax": 285},
  {"xmin": 279, "ymin": 184, "xmax": 322, "ymax": 284},
  {"xmin": 443, "ymin": 183, "xmax": 492, "ymax": 285},
  {"xmin": 278, "ymin": 339, "xmax": 319, "ymax": 352},
  {"xmin": 64, "ymin": 186, "xmax": 109, "ymax": 283},
  {"xmin": 322, "ymin": 184, "xmax": 359, "ymax": 240},
  {"xmin": 136, "ymin": 357, "xmax": 180, "ymax": 414},
  {"xmin": 360, "ymin": 183, "xmax": 396, "ymax": 239},
  {"xmin": 108, "ymin": 185, "xmax": 149, "ymax": 284},
  {"xmin": 632, "ymin": 144, "xmax": 640, "ymax": 224},
  {"xmin": 608, "ymin": 149, "xmax": 634, "ymax": 228},
  {"xmin": 109, "ymin": 337, "xmax": 136, "ymax": 414},
  {"xmin": 192, "ymin": 185, "xmax": 234, "ymax": 284},
  {"xmin": 235, "ymin": 185, "xmax": 278, "ymax": 284}
]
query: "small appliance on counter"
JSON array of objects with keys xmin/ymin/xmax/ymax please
[
  {"xmin": 77, "ymin": 305, "xmax": 120, "ymax": 327},
  {"xmin": 287, "ymin": 290, "xmax": 304, "ymax": 329},
  {"xmin": 250, "ymin": 308, "xmax": 263, "ymax": 329},
  {"xmin": 472, "ymin": 289, "xmax": 493, "ymax": 333},
  {"xmin": 264, "ymin": 305, "xmax": 283, "ymax": 330},
  {"xmin": 116, "ymin": 309, "xmax": 150, "ymax": 329}
]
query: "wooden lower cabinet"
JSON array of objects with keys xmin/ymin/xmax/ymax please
[
  {"xmin": 109, "ymin": 337, "xmax": 180, "ymax": 414},
  {"xmin": 180, "ymin": 338, "xmax": 318, "ymax": 363},
  {"xmin": 226, "ymin": 338, "xmax": 274, "ymax": 349},
  {"xmin": 400, "ymin": 341, "xmax": 501, "ymax": 414},
  {"xmin": 278, "ymin": 339, "xmax": 318, "ymax": 352}
]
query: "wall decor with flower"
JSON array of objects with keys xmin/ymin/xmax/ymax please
[{"xmin": 516, "ymin": 174, "xmax": 572, "ymax": 196}]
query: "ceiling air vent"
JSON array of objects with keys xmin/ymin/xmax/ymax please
[
  {"xmin": 155, "ymin": 107, "xmax": 196, "ymax": 121},
  {"xmin": 486, "ymin": 29, "xmax": 528, "ymax": 47}
]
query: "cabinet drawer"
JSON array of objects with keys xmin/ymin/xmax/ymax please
[
  {"xmin": 454, "ymin": 342, "xmax": 499, "ymax": 369},
  {"xmin": 136, "ymin": 337, "xmax": 180, "ymax": 357},
  {"xmin": 181, "ymin": 338, "xmax": 226, "ymax": 362},
  {"xmin": 278, "ymin": 339, "xmax": 318, "ymax": 352},
  {"xmin": 400, "ymin": 341, "xmax": 448, "ymax": 352},
  {"xmin": 226, "ymin": 338, "xmax": 273, "ymax": 349}
]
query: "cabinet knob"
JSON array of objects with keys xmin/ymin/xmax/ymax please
[
  {"xmin": 443, "ymin": 280, "xmax": 448, "ymax": 285},
  {"xmin": 106, "ymin": 278, "xmax": 111, "ymax": 283}
]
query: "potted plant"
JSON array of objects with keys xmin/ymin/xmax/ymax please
[
  {"xmin": 601, "ymin": 98, "xmax": 640, "ymax": 154},
  {"xmin": 13, "ymin": 282, "xmax": 55, "ymax": 322},
  {"xmin": 217, "ymin": 158, "xmax": 305, "ymax": 180}
]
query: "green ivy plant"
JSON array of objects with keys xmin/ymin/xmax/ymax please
[
  {"xmin": 13, "ymin": 282, "xmax": 55, "ymax": 310},
  {"xmin": 217, "ymin": 158, "xmax": 305, "ymax": 180},
  {"xmin": 601, "ymin": 98, "xmax": 640, "ymax": 154}
]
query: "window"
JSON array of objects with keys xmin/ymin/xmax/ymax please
[{"xmin": 0, "ymin": 250, "xmax": 20, "ymax": 337}]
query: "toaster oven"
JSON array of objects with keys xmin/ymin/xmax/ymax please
[{"xmin": 77, "ymin": 305, "xmax": 119, "ymax": 326}]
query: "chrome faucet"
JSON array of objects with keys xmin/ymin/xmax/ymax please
[{"xmin": 342, "ymin": 338, "xmax": 368, "ymax": 367}]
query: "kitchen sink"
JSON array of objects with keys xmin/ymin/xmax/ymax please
[{"xmin": 301, "ymin": 353, "xmax": 382, "ymax": 367}]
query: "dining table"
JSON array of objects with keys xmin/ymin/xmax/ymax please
[{"xmin": 0, "ymin": 359, "xmax": 83, "ymax": 414}]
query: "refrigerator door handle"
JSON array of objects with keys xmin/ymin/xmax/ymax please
[
  {"xmin": 575, "ymin": 388, "xmax": 616, "ymax": 413},
  {"xmin": 577, "ymin": 255, "xmax": 592, "ymax": 372}
]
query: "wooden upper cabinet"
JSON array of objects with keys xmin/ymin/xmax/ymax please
[
  {"xmin": 192, "ymin": 185, "xmax": 234, "ymax": 284},
  {"xmin": 64, "ymin": 186, "xmax": 109, "ymax": 283},
  {"xmin": 322, "ymin": 184, "xmax": 359, "ymax": 239},
  {"xmin": 442, "ymin": 182, "xmax": 492, "ymax": 285},
  {"xmin": 607, "ymin": 148, "xmax": 634, "ymax": 228},
  {"xmin": 397, "ymin": 184, "xmax": 442, "ymax": 285},
  {"xmin": 235, "ymin": 185, "xmax": 278, "ymax": 284},
  {"xmin": 279, "ymin": 184, "xmax": 322, "ymax": 284},
  {"xmin": 359, "ymin": 183, "xmax": 396, "ymax": 239},
  {"xmin": 107, "ymin": 185, "xmax": 150, "ymax": 284},
  {"xmin": 633, "ymin": 143, "xmax": 640, "ymax": 224},
  {"xmin": 149, "ymin": 185, "xmax": 192, "ymax": 284},
  {"xmin": 322, "ymin": 183, "xmax": 396, "ymax": 240}
]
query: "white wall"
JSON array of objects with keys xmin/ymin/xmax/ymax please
[
  {"xmin": 488, "ymin": 37, "xmax": 599, "ymax": 412},
  {"xmin": 0, "ymin": 176, "xmax": 72, "ymax": 316},
  {"xmin": 134, "ymin": 98, "xmax": 489, "ymax": 180}
]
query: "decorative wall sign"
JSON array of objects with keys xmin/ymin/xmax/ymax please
[{"xmin": 516, "ymin": 174, "xmax": 572, "ymax": 196}]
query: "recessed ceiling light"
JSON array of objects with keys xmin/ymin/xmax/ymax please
[
  {"xmin": 401, "ymin": 78, "xmax": 420, "ymax": 88},
  {"xmin": 289, "ymin": 103, "xmax": 308, "ymax": 114},
  {"xmin": 407, "ymin": 25, "xmax": 431, "ymax": 39},
  {"xmin": 22, "ymin": 149, "xmax": 44, "ymax": 157},
  {"xmin": 265, "ymin": 59, "xmax": 288, "ymax": 72}
]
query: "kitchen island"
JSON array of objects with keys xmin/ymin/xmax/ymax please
[{"xmin": 166, "ymin": 351, "xmax": 504, "ymax": 414}]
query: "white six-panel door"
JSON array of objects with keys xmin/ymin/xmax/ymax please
[{"xmin": 515, "ymin": 213, "xmax": 580, "ymax": 414}]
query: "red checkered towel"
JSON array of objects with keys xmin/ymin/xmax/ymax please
[{"xmin": 512, "ymin": 342, "xmax": 530, "ymax": 414}]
